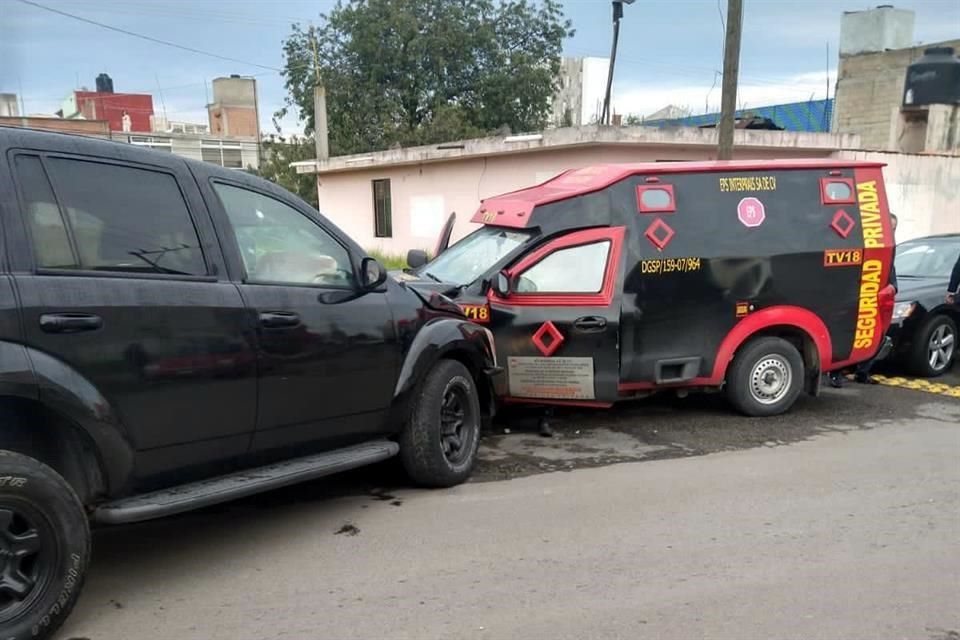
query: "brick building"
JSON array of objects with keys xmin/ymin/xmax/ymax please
[
  {"xmin": 833, "ymin": 6, "xmax": 960, "ymax": 150},
  {"xmin": 60, "ymin": 75, "xmax": 154, "ymax": 133},
  {"xmin": 0, "ymin": 116, "xmax": 111, "ymax": 138},
  {"xmin": 207, "ymin": 76, "xmax": 259, "ymax": 138}
]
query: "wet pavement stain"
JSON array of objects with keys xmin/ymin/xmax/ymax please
[{"xmin": 334, "ymin": 523, "xmax": 360, "ymax": 536}]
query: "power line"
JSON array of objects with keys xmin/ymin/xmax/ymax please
[{"xmin": 16, "ymin": 0, "xmax": 282, "ymax": 72}]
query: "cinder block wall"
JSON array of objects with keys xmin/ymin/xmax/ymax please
[{"xmin": 834, "ymin": 39, "xmax": 960, "ymax": 150}]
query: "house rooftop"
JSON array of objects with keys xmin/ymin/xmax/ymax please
[{"xmin": 291, "ymin": 124, "xmax": 861, "ymax": 175}]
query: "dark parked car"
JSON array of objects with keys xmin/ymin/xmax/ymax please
[
  {"xmin": 884, "ymin": 233, "xmax": 960, "ymax": 376},
  {"xmin": 0, "ymin": 127, "xmax": 498, "ymax": 639}
]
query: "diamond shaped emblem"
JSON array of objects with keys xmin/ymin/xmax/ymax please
[
  {"xmin": 532, "ymin": 321, "xmax": 564, "ymax": 357},
  {"xmin": 644, "ymin": 217, "xmax": 675, "ymax": 251},
  {"xmin": 831, "ymin": 209, "xmax": 856, "ymax": 238}
]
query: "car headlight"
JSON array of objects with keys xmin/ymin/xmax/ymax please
[{"xmin": 892, "ymin": 301, "xmax": 916, "ymax": 320}]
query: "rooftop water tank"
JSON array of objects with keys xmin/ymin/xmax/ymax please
[
  {"xmin": 903, "ymin": 47, "xmax": 960, "ymax": 106},
  {"xmin": 95, "ymin": 73, "xmax": 114, "ymax": 94}
]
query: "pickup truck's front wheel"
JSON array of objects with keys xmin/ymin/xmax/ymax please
[
  {"xmin": 0, "ymin": 450, "xmax": 89, "ymax": 640},
  {"xmin": 400, "ymin": 360, "xmax": 481, "ymax": 487}
]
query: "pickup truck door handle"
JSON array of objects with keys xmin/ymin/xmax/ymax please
[
  {"xmin": 39, "ymin": 313, "xmax": 103, "ymax": 334},
  {"xmin": 258, "ymin": 311, "xmax": 301, "ymax": 329},
  {"xmin": 572, "ymin": 316, "xmax": 607, "ymax": 333}
]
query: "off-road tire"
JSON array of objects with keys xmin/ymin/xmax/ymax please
[
  {"xmin": 726, "ymin": 337, "xmax": 804, "ymax": 417},
  {"xmin": 399, "ymin": 360, "xmax": 481, "ymax": 487},
  {"xmin": 908, "ymin": 314, "xmax": 957, "ymax": 378},
  {"xmin": 0, "ymin": 450, "xmax": 90, "ymax": 640}
]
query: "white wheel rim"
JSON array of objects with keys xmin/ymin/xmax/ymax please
[
  {"xmin": 928, "ymin": 324, "xmax": 955, "ymax": 372},
  {"xmin": 749, "ymin": 355, "xmax": 792, "ymax": 405}
]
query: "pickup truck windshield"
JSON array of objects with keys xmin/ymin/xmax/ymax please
[{"xmin": 422, "ymin": 226, "xmax": 533, "ymax": 285}]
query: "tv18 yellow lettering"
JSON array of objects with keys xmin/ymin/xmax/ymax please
[
  {"xmin": 459, "ymin": 304, "xmax": 490, "ymax": 323},
  {"xmin": 823, "ymin": 249, "xmax": 863, "ymax": 267}
]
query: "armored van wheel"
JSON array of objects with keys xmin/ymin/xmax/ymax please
[
  {"xmin": 0, "ymin": 450, "xmax": 90, "ymax": 640},
  {"xmin": 726, "ymin": 337, "xmax": 804, "ymax": 417},
  {"xmin": 399, "ymin": 360, "xmax": 481, "ymax": 487},
  {"xmin": 908, "ymin": 314, "xmax": 956, "ymax": 378}
]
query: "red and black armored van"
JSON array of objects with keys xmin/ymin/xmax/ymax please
[{"xmin": 401, "ymin": 159, "xmax": 897, "ymax": 416}]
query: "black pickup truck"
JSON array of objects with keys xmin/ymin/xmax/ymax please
[{"xmin": 0, "ymin": 127, "xmax": 498, "ymax": 639}]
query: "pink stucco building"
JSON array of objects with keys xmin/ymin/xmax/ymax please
[{"xmin": 293, "ymin": 125, "xmax": 864, "ymax": 255}]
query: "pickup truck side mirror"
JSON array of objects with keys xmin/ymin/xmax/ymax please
[
  {"xmin": 492, "ymin": 271, "xmax": 511, "ymax": 297},
  {"xmin": 407, "ymin": 249, "xmax": 428, "ymax": 269},
  {"xmin": 360, "ymin": 257, "xmax": 387, "ymax": 290}
]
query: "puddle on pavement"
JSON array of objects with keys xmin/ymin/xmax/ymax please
[{"xmin": 481, "ymin": 427, "xmax": 670, "ymax": 462}]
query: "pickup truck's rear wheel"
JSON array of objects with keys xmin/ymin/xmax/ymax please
[
  {"xmin": 726, "ymin": 337, "xmax": 804, "ymax": 417},
  {"xmin": 400, "ymin": 360, "xmax": 481, "ymax": 487},
  {"xmin": 0, "ymin": 450, "xmax": 89, "ymax": 640}
]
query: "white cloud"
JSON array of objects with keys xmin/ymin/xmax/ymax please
[{"xmin": 614, "ymin": 69, "xmax": 838, "ymax": 119}]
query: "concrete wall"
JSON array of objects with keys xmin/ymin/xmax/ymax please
[
  {"xmin": 888, "ymin": 104, "xmax": 960, "ymax": 154},
  {"xmin": 551, "ymin": 58, "xmax": 584, "ymax": 127},
  {"xmin": 211, "ymin": 77, "xmax": 256, "ymax": 107},
  {"xmin": 834, "ymin": 38, "xmax": 960, "ymax": 150},
  {"xmin": 550, "ymin": 57, "xmax": 609, "ymax": 127},
  {"xmin": 839, "ymin": 6, "xmax": 915, "ymax": 56},
  {"xmin": 318, "ymin": 143, "xmax": 838, "ymax": 255},
  {"xmin": 839, "ymin": 149, "xmax": 960, "ymax": 241}
]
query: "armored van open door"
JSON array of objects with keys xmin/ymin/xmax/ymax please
[{"xmin": 487, "ymin": 226, "xmax": 626, "ymax": 406}]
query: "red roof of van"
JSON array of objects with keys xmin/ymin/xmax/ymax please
[{"xmin": 471, "ymin": 159, "xmax": 886, "ymax": 227}]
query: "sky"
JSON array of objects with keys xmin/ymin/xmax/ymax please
[{"xmin": 2, "ymin": 0, "xmax": 959, "ymax": 135}]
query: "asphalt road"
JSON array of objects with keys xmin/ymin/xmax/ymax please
[{"xmin": 58, "ymin": 373, "xmax": 960, "ymax": 640}]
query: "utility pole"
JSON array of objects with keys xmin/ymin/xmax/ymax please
[
  {"xmin": 311, "ymin": 27, "xmax": 329, "ymax": 162},
  {"xmin": 600, "ymin": 0, "xmax": 635, "ymax": 126},
  {"xmin": 717, "ymin": 0, "xmax": 743, "ymax": 160}
]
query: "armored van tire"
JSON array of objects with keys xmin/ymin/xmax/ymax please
[
  {"xmin": 726, "ymin": 337, "xmax": 805, "ymax": 417},
  {"xmin": 399, "ymin": 360, "xmax": 481, "ymax": 488},
  {"xmin": 908, "ymin": 314, "xmax": 956, "ymax": 378},
  {"xmin": 0, "ymin": 451, "xmax": 90, "ymax": 640}
]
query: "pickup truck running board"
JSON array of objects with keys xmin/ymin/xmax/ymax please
[{"xmin": 94, "ymin": 440, "xmax": 400, "ymax": 524}]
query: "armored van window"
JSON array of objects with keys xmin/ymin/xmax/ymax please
[
  {"xmin": 636, "ymin": 184, "xmax": 676, "ymax": 213},
  {"xmin": 516, "ymin": 240, "xmax": 611, "ymax": 294},
  {"xmin": 820, "ymin": 178, "xmax": 856, "ymax": 205}
]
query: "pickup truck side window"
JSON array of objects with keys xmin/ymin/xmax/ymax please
[
  {"xmin": 213, "ymin": 183, "xmax": 356, "ymax": 288},
  {"xmin": 516, "ymin": 241, "xmax": 611, "ymax": 294},
  {"xmin": 14, "ymin": 155, "xmax": 76, "ymax": 269},
  {"xmin": 37, "ymin": 157, "xmax": 207, "ymax": 276}
]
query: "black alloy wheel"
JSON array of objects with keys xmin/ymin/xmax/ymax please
[
  {"xmin": 0, "ymin": 450, "xmax": 90, "ymax": 640},
  {"xmin": 0, "ymin": 502, "xmax": 54, "ymax": 625},
  {"xmin": 439, "ymin": 383, "xmax": 475, "ymax": 466},
  {"xmin": 400, "ymin": 360, "xmax": 482, "ymax": 487}
]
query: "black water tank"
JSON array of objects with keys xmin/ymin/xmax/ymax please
[
  {"xmin": 903, "ymin": 47, "xmax": 960, "ymax": 106},
  {"xmin": 95, "ymin": 73, "xmax": 114, "ymax": 94}
]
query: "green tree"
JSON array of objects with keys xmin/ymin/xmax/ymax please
[
  {"xmin": 277, "ymin": 0, "xmax": 573, "ymax": 155},
  {"xmin": 249, "ymin": 135, "xmax": 319, "ymax": 207}
]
